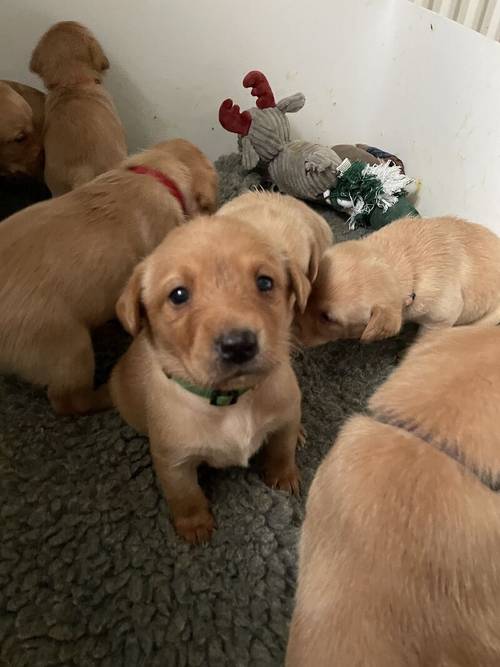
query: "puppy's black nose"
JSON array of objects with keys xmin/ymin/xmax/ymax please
[{"xmin": 215, "ymin": 329, "xmax": 258, "ymax": 364}]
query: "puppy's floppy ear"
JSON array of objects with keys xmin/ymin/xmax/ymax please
[
  {"xmin": 361, "ymin": 305, "xmax": 402, "ymax": 343},
  {"xmin": 88, "ymin": 36, "xmax": 109, "ymax": 72},
  {"xmin": 287, "ymin": 260, "xmax": 311, "ymax": 314},
  {"xmin": 308, "ymin": 221, "xmax": 333, "ymax": 283},
  {"xmin": 29, "ymin": 43, "xmax": 44, "ymax": 76},
  {"xmin": 307, "ymin": 240, "xmax": 321, "ymax": 284},
  {"xmin": 196, "ymin": 191, "xmax": 218, "ymax": 214},
  {"xmin": 116, "ymin": 264, "xmax": 146, "ymax": 336},
  {"xmin": 194, "ymin": 171, "xmax": 219, "ymax": 214}
]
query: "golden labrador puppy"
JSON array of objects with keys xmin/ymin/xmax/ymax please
[
  {"xmin": 0, "ymin": 139, "xmax": 217, "ymax": 415},
  {"xmin": 30, "ymin": 21, "xmax": 127, "ymax": 195},
  {"xmin": 0, "ymin": 80, "xmax": 45, "ymax": 178},
  {"xmin": 110, "ymin": 216, "xmax": 303, "ymax": 543},
  {"xmin": 296, "ymin": 216, "xmax": 500, "ymax": 346},
  {"xmin": 287, "ymin": 325, "xmax": 500, "ymax": 667},
  {"xmin": 219, "ymin": 191, "xmax": 333, "ymax": 311}
]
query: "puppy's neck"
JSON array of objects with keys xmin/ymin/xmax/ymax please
[
  {"xmin": 373, "ymin": 243, "xmax": 416, "ymax": 309},
  {"xmin": 45, "ymin": 65, "xmax": 103, "ymax": 90}
]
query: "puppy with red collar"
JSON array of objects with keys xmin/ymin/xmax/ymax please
[{"xmin": 0, "ymin": 139, "xmax": 216, "ymax": 415}]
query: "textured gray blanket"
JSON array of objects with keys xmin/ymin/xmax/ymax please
[{"xmin": 0, "ymin": 155, "xmax": 415, "ymax": 667}]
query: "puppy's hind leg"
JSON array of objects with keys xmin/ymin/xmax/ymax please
[{"xmin": 46, "ymin": 324, "xmax": 112, "ymax": 415}]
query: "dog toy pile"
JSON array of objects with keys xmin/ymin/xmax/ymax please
[
  {"xmin": 218, "ymin": 70, "xmax": 344, "ymax": 201},
  {"xmin": 323, "ymin": 159, "xmax": 420, "ymax": 230},
  {"xmin": 218, "ymin": 70, "xmax": 420, "ymax": 229}
]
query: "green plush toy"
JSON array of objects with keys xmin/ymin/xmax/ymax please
[{"xmin": 323, "ymin": 159, "xmax": 420, "ymax": 230}]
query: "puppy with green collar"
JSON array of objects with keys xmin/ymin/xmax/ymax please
[{"xmin": 110, "ymin": 215, "xmax": 306, "ymax": 543}]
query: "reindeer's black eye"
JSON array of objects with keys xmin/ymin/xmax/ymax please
[
  {"xmin": 256, "ymin": 275, "xmax": 273, "ymax": 292},
  {"xmin": 13, "ymin": 132, "xmax": 27, "ymax": 143},
  {"xmin": 169, "ymin": 286, "xmax": 190, "ymax": 305}
]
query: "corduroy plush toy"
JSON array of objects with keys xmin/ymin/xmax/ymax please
[
  {"xmin": 218, "ymin": 71, "xmax": 416, "ymax": 209},
  {"xmin": 219, "ymin": 71, "xmax": 345, "ymax": 201}
]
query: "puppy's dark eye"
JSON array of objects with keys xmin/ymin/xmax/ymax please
[
  {"xmin": 320, "ymin": 311, "xmax": 335, "ymax": 324},
  {"xmin": 13, "ymin": 132, "xmax": 27, "ymax": 143},
  {"xmin": 169, "ymin": 286, "xmax": 190, "ymax": 305},
  {"xmin": 256, "ymin": 275, "xmax": 274, "ymax": 292}
]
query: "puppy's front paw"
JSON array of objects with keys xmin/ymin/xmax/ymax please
[
  {"xmin": 174, "ymin": 509, "xmax": 215, "ymax": 544},
  {"xmin": 263, "ymin": 464, "xmax": 301, "ymax": 495}
]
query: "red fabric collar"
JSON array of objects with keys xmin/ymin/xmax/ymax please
[{"xmin": 128, "ymin": 165, "xmax": 188, "ymax": 216}]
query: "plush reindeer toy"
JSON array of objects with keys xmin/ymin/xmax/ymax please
[{"xmin": 218, "ymin": 70, "xmax": 343, "ymax": 201}]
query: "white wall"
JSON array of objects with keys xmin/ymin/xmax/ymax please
[{"xmin": 1, "ymin": 0, "xmax": 500, "ymax": 229}]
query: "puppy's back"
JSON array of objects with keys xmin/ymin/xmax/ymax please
[
  {"xmin": 288, "ymin": 327, "xmax": 500, "ymax": 666},
  {"xmin": 43, "ymin": 86, "xmax": 126, "ymax": 191},
  {"xmin": 288, "ymin": 411, "xmax": 500, "ymax": 666},
  {"xmin": 0, "ymin": 166, "xmax": 166, "ymax": 333},
  {"xmin": 369, "ymin": 215, "xmax": 500, "ymax": 278},
  {"xmin": 371, "ymin": 326, "xmax": 500, "ymax": 473}
]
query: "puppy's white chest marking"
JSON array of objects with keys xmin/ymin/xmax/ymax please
[
  {"xmin": 213, "ymin": 408, "xmax": 265, "ymax": 468},
  {"xmin": 165, "ymin": 386, "xmax": 277, "ymax": 469}
]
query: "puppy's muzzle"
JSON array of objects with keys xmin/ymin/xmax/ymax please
[{"xmin": 215, "ymin": 329, "xmax": 259, "ymax": 365}]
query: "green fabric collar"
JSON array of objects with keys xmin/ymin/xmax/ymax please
[{"xmin": 166, "ymin": 374, "xmax": 252, "ymax": 407}]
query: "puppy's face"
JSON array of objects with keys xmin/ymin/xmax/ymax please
[
  {"xmin": 294, "ymin": 245, "xmax": 403, "ymax": 347},
  {"xmin": 30, "ymin": 21, "xmax": 109, "ymax": 88},
  {"xmin": 118, "ymin": 217, "xmax": 300, "ymax": 389},
  {"xmin": 0, "ymin": 84, "xmax": 42, "ymax": 177}
]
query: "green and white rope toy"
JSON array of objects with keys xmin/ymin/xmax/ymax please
[{"xmin": 324, "ymin": 159, "xmax": 420, "ymax": 230}]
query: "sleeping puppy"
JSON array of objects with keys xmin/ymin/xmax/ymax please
[
  {"xmin": 287, "ymin": 325, "xmax": 500, "ymax": 667},
  {"xmin": 295, "ymin": 216, "xmax": 500, "ymax": 346},
  {"xmin": 110, "ymin": 216, "xmax": 303, "ymax": 543},
  {"xmin": 219, "ymin": 191, "xmax": 333, "ymax": 312},
  {"xmin": 30, "ymin": 20, "xmax": 127, "ymax": 195},
  {"xmin": 0, "ymin": 139, "xmax": 217, "ymax": 415},
  {"xmin": 0, "ymin": 80, "xmax": 45, "ymax": 178}
]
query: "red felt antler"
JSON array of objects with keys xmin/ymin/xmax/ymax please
[
  {"xmin": 218, "ymin": 99, "xmax": 252, "ymax": 136},
  {"xmin": 242, "ymin": 71, "xmax": 276, "ymax": 109}
]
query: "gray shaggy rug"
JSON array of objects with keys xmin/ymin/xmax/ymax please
[{"xmin": 0, "ymin": 155, "xmax": 417, "ymax": 667}]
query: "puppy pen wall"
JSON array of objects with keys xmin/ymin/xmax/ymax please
[
  {"xmin": 2, "ymin": 0, "xmax": 500, "ymax": 230},
  {"xmin": 1, "ymin": 3, "xmax": 500, "ymax": 666},
  {"xmin": 0, "ymin": 0, "xmax": 500, "ymax": 232}
]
